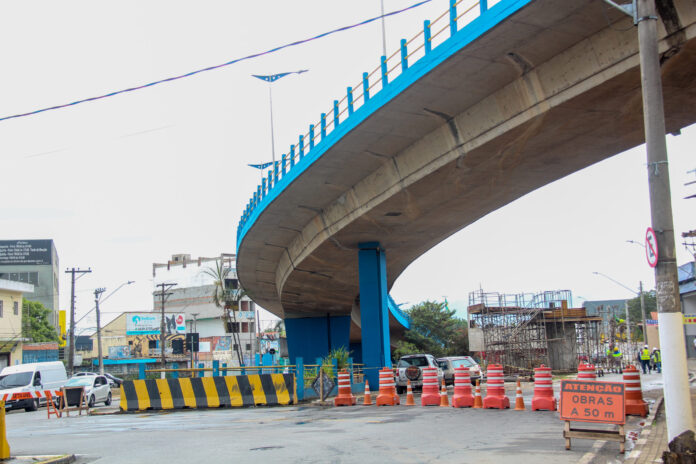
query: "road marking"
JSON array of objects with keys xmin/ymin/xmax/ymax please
[{"xmin": 577, "ymin": 439, "xmax": 606, "ymax": 464}]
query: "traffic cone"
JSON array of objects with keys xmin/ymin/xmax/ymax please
[
  {"xmin": 405, "ymin": 380, "xmax": 415, "ymax": 406},
  {"xmin": 363, "ymin": 380, "xmax": 372, "ymax": 406},
  {"xmin": 514, "ymin": 380, "xmax": 525, "ymax": 411},
  {"xmin": 473, "ymin": 379, "xmax": 483, "ymax": 409},
  {"xmin": 439, "ymin": 384, "xmax": 449, "ymax": 407}
]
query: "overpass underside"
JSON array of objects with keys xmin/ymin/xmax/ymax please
[{"xmin": 237, "ymin": 0, "xmax": 696, "ymax": 374}]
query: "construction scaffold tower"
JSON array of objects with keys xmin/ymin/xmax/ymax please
[{"xmin": 468, "ymin": 289, "xmax": 603, "ymax": 375}]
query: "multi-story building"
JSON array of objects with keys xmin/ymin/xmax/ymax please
[
  {"xmin": 0, "ymin": 240, "xmax": 59, "ymax": 326},
  {"xmin": 152, "ymin": 253, "xmax": 261, "ymax": 365},
  {"xmin": 0, "ymin": 278, "xmax": 34, "ymax": 367}
]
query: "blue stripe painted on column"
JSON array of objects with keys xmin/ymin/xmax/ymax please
[
  {"xmin": 347, "ymin": 87, "xmax": 354, "ymax": 115},
  {"xmin": 296, "ymin": 357, "xmax": 304, "ymax": 401},
  {"xmin": 362, "ymin": 72, "xmax": 370, "ymax": 101},
  {"xmin": 424, "ymin": 20, "xmax": 431, "ymax": 54},
  {"xmin": 333, "ymin": 100, "xmax": 339, "ymax": 127},
  {"xmin": 358, "ymin": 242, "xmax": 391, "ymax": 390},
  {"xmin": 400, "ymin": 39, "xmax": 408, "ymax": 71},
  {"xmin": 380, "ymin": 56, "xmax": 388, "ymax": 87}
]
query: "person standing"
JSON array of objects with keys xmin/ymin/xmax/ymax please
[
  {"xmin": 651, "ymin": 347, "xmax": 662, "ymax": 374},
  {"xmin": 640, "ymin": 344, "xmax": 651, "ymax": 374}
]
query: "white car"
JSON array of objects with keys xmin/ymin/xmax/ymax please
[{"xmin": 65, "ymin": 375, "xmax": 112, "ymax": 407}]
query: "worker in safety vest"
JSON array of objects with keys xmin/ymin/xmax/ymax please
[
  {"xmin": 651, "ymin": 347, "xmax": 662, "ymax": 374},
  {"xmin": 640, "ymin": 344, "xmax": 651, "ymax": 374}
]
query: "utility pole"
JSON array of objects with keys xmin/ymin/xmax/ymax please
[
  {"xmin": 94, "ymin": 288, "xmax": 106, "ymax": 375},
  {"xmin": 635, "ymin": 0, "xmax": 693, "ymax": 440},
  {"xmin": 155, "ymin": 283, "xmax": 177, "ymax": 375},
  {"xmin": 639, "ymin": 281, "xmax": 647, "ymax": 341},
  {"xmin": 65, "ymin": 267, "xmax": 91, "ymax": 377}
]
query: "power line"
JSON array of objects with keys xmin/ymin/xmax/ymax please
[{"xmin": 0, "ymin": 0, "xmax": 432, "ymax": 123}]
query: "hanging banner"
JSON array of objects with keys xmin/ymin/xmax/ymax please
[{"xmin": 126, "ymin": 313, "xmax": 186, "ymax": 335}]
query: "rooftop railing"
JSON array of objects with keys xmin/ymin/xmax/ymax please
[{"xmin": 237, "ymin": 0, "xmax": 502, "ymax": 245}]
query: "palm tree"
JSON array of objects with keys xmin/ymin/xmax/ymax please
[{"xmin": 202, "ymin": 260, "xmax": 247, "ymax": 366}]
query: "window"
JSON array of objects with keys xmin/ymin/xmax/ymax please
[
  {"xmin": 241, "ymin": 300, "xmax": 249, "ymax": 311},
  {"xmin": 233, "ymin": 344, "xmax": 239, "ymax": 351},
  {"xmin": 241, "ymin": 322, "xmax": 248, "ymax": 333},
  {"xmin": 224, "ymin": 278, "xmax": 238, "ymax": 290},
  {"xmin": 13, "ymin": 301, "xmax": 18, "ymax": 316},
  {"xmin": 227, "ymin": 322, "xmax": 240, "ymax": 333},
  {"xmin": 148, "ymin": 340, "xmax": 157, "ymax": 349},
  {"xmin": 249, "ymin": 301, "xmax": 255, "ymax": 312},
  {"xmin": 245, "ymin": 344, "xmax": 251, "ymax": 351},
  {"xmin": 0, "ymin": 301, "xmax": 3, "ymax": 318}
]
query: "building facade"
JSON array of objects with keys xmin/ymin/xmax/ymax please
[
  {"xmin": 0, "ymin": 278, "xmax": 34, "ymax": 367},
  {"xmin": 152, "ymin": 253, "xmax": 261, "ymax": 366},
  {"xmin": 0, "ymin": 240, "xmax": 59, "ymax": 326}
]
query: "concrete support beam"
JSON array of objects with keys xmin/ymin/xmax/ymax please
[{"xmin": 358, "ymin": 242, "xmax": 391, "ymax": 388}]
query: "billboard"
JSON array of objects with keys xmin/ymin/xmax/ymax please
[
  {"xmin": 0, "ymin": 240, "xmax": 53, "ymax": 265},
  {"xmin": 126, "ymin": 313, "xmax": 186, "ymax": 335},
  {"xmin": 108, "ymin": 346, "xmax": 131, "ymax": 359}
]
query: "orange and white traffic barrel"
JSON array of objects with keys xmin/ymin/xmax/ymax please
[
  {"xmin": 531, "ymin": 364, "xmax": 556, "ymax": 411},
  {"xmin": 482, "ymin": 364, "xmax": 510, "ymax": 409},
  {"xmin": 376, "ymin": 367, "xmax": 400, "ymax": 406},
  {"xmin": 334, "ymin": 369, "xmax": 357, "ymax": 406},
  {"xmin": 420, "ymin": 367, "xmax": 440, "ymax": 406},
  {"xmin": 623, "ymin": 364, "xmax": 648, "ymax": 417},
  {"xmin": 452, "ymin": 366, "xmax": 474, "ymax": 408},
  {"xmin": 577, "ymin": 362, "xmax": 596, "ymax": 381}
]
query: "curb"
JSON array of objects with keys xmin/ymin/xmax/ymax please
[
  {"xmin": 13, "ymin": 454, "xmax": 76, "ymax": 464},
  {"xmin": 623, "ymin": 394, "xmax": 664, "ymax": 464}
]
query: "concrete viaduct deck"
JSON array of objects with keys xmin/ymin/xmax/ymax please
[{"xmin": 236, "ymin": 0, "xmax": 696, "ymax": 370}]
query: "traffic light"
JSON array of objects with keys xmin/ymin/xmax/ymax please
[{"xmin": 185, "ymin": 333, "xmax": 199, "ymax": 352}]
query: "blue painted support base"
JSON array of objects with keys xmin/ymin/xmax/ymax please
[
  {"xmin": 296, "ymin": 357, "xmax": 304, "ymax": 401},
  {"xmin": 172, "ymin": 363, "xmax": 179, "ymax": 379},
  {"xmin": 285, "ymin": 315, "xmax": 351, "ymax": 362},
  {"xmin": 358, "ymin": 242, "xmax": 391, "ymax": 390}
]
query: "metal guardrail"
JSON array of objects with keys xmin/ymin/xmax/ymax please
[{"xmin": 236, "ymin": 0, "xmax": 498, "ymax": 243}]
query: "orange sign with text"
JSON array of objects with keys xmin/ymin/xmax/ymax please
[{"xmin": 559, "ymin": 380, "xmax": 625, "ymax": 425}]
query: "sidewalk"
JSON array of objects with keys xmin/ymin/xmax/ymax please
[{"xmin": 624, "ymin": 359, "xmax": 696, "ymax": 463}]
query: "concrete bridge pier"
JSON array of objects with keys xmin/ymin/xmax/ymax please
[
  {"xmin": 285, "ymin": 315, "xmax": 351, "ymax": 367},
  {"xmin": 358, "ymin": 242, "xmax": 392, "ymax": 389}
]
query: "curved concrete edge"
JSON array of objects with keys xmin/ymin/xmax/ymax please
[{"xmin": 11, "ymin": 454, "xmax": 76, "ymax": 464}]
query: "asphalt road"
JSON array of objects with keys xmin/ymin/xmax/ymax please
[{"xmin": 5, "ymin": 385, "xmax": 648, "ymax": 464}]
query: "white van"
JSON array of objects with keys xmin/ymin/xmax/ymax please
[{"xmin": 0, "ymin": 362, "xmax": 67, "ymax": 412}]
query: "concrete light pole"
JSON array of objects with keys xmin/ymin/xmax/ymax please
[
  {"xmin": 605, "ymin": 0, "xmax": 695, "ymax": 439},
  {"xmin": 94, "ymin": 288, "xmax": 106, "ymax": 375}
]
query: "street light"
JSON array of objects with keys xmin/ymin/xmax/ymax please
[
  {"xmin": 94, "ymin": 288, "xmax": 106, "ymax": 375},
  {"xmin": 75, "ymin": 280, "xmax": 135, "ymax": 326}
]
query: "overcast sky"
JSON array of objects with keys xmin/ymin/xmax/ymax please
[{"xmin": 1, "ymin": 0, "xmax": 693, "ymax": 332}]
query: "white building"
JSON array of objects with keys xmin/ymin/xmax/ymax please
[{"xmin": 152, "ymin": 253, "xmax": 275, "ymax": 364}]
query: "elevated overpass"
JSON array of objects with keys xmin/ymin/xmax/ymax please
[{"xmin": 236, "ymin": 0, "xmax": 696, "ymax": 382}]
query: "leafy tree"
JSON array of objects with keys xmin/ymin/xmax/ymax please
[
  {"xmin": 393, "ymin": 300, "xmax": 469, "ymax": 360},
  {"xmin": 627, "ymin": 290, "xmax": 657, "ymax": 341},
  {"xmin": 22, "ymin": 299, "xmax": 59, "ymax": 342},
  {"xmin": 203, "ymin": 261, "xmax": 247, "ymax": 366}
]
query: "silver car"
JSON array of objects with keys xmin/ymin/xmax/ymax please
[
  {"xmin": 437, "ymin": 356, "xmax": 482, "ymax": 385},
  {"xmin": 395, "ymin": 354, "xmax": 443, "ymax": 394}
]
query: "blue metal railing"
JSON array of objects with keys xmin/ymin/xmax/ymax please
[{"xmin": 236, "ymin": 0, "xmax": 515, "ymax": 247}]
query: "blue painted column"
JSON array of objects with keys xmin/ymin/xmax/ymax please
[
  {"xmin": 138, "ymin": 363, "xmax": 146, "ymax": 380},
  {"xmin": 172, "ymin": 362, "xmax": 179, "ymax": 379},
  {"xmin": 212, "ymin": 360, "xmax": 219, "ymax": 377},
  {"xmin": 198, "ymin": 362, "xmax": 205, "ymax": 378},
  {"xmin": 358, "ymin": 242, "xmax": 391, "ymax": 390},
  {"xmin": 296, "ymin": 357, "xmax": 304, "ymax": 401}
]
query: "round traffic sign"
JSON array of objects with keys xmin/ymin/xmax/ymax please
[{"xmin": 645, "ymin": 227, "xmax": 658, "ymax": 268}]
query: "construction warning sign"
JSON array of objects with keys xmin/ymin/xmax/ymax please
[{"xmin": 559, "ymin": 380, "xmax": 625, "ymax": 425}]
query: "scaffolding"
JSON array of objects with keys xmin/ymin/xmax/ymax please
[{"xmin": 468, "ymin": 289, "xmax": 603, "ymax": 374}]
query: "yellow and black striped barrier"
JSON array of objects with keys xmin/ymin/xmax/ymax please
[{"xmin": 119, "ymin": 374, "xmax": 296, "ymax": 411}]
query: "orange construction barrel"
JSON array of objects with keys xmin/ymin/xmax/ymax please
[
  {"xmin": 334, "ymin": 370, "xmax": 357, "ymax": 406},
  {"xmin": 531, "ymin": 364, "xmax": 556, "ymax": 411},
  {"xmin": 623, "ymin": 365, "xmax": 648, "ymax": 417},
  {"xmin": 452, "ymin": 366, "xmax": 474, "ymax": 408},
  {"xmin": 482, "ymin": 364, "xmax": 510, "ymax": 409},
  {"xmin": 376, "ymin": 368, "xmax": 400, "ymax": 406}
]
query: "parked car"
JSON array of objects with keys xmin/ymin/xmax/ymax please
[
  {"xmin": 0, "ymin": 361, "xmax": 67, "ymax": 412},
  {"xmin": 395, "ymin": 354, "xmax": 443, "ymax": 394},
  {"xmin": 65, "ymin": 374, "xmax": 112, "ymax": 407},
  {"xmin": 74, "ymin": 371, "xmax": 122, "ymax": 387},
  {"xmin": 436, "ymin": 356, "xmax": 482, "ymax": 385}
]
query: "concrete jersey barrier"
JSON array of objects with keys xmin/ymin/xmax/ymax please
[{"xmin": 119, "ymin": 373, "xmax": 296, "ymax": 411}]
